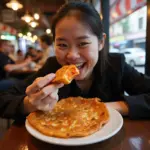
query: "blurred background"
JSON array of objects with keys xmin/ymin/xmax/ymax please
[
  {"xmin": 0, "ymin": 0, "xmax": 149, "ymax": 137},
  {"xmin": 0, "ymin": 0, "xmax": 147, "ymax": 73},
  {"xmin": 109, "ymin": 0, "xmax": 147, "ymax": 74}
]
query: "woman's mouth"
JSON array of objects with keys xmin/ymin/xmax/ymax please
[{"xmin": 75, "ymin": 63, "xmax": 85, "ymax": 70}]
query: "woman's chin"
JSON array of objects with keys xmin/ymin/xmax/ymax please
[{"xmin": 74, "ymin": 75, "xmax": 83, "ymax": 81}]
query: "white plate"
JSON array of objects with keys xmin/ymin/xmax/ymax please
[{"xmin": 25, "ymin": 107, "xmax": 123, "ymax": 146}]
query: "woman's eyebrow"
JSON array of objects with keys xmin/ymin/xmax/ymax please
[
  {"xmin": 76, "ymin": 36, "xmax": 90, "ymax": 40},
  {"xmin": 56, "ymin": 36, "xmax": 90, "ymax": 41},
  {"xmin": 56, "ymin": 38, "xmax": 67, "ymax": 41}
]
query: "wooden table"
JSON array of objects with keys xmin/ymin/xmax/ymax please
[{"xmin": 0, "ymin": 119, "xmax": 150, "ymax": 150}]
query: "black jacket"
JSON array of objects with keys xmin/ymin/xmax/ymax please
[
  {"xmin": 0, "ymin": 53, "xmax": 150, "ymax": 120},
  {"xmin": 0, "ymin": 52, "xmax": 15, "ymax": 80}
]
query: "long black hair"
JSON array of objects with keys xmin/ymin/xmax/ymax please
[{"xmin": 51, "ymin": 1, "xmax": 108, "ymax": 74}]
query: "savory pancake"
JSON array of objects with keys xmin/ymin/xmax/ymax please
[{"xmin": 27, "ymin": 97, "xmax": 110, "ymax": 138}]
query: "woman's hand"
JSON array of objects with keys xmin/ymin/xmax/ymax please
[
  {"xmin": 23, "ymin": 73, "xmax": 64, "ymax": 113},
  {"xmin": 105, "ymin": 101, "xmax": 129, "ymax": 116}
]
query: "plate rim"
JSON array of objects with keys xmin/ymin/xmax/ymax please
[{"xmin": 25, "ymin": 107, "xmax": 123, "ymax": 146}]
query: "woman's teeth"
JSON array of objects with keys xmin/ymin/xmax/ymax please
[{"xmin": 76, "ymin": 63, "xmax": 84, "ymax": 69}]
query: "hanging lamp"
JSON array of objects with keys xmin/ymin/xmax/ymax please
[{"xmin": 6, "ymin": 0, "xmax": 23, "ymax": 11}]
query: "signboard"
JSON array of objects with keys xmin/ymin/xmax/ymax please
[
  {"xmin": 0, "ymin": 23, "xmax": 17, "ymax": 35},
  {"xmin": 1, "ymin": 9, "xmax": 16, "ymax": 23},
  {"xmin": 110, "ymin": 0, "xmax": 146, "ymax": 24}
]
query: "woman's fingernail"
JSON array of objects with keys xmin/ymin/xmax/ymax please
[
  {"xmin": 47, "ymin": 73, "xmax": 55, "ymax": 79},
  {"xmin": 59, "ymin": 83, "xmax": 64, "ymax": 88}
]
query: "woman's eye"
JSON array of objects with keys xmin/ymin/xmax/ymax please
[
  {"xmin": 79, "ymin": 42, "xmax": 89, "ymax": 47},
  {"xmin": 57, "ymin": 44, "xmax": 68, "ymax": 48}
]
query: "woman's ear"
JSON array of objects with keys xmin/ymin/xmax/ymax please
[{"xmin": 98, "ymin": 33, "xmax": 106, "ymax": 51}]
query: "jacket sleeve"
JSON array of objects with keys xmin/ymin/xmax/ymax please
[
  {"xmin": 121, "ymin": 56, "xmax": 150, "ymax": 119},
  {"xmin": 0, "ymin": 81, "xmax": 27, "ymax": 120},
  {"xmin": 0, "ymin": 57, "xmax": 60, "ymax": 120}
]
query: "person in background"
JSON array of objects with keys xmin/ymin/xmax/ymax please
[
  {"xmin": 0, "ymin": 40, "xmax": 32, "ymax": 91},
  {"xmin": 34, "ymin": 50, "xmax": 43, "ymax": 63},
  {"xmin": 8, "ymin": 44, "xmax": 17, "ymax": 62},
  {"xmin": 0, "ymin": 2, "xmax": 150, "ymax": 120},
  {"xmin": 38, "ymin": 34, "xmax": 55, "ymax": 66},
  {"xmin": 16, "ymin": 49, "xmax": 24, "ymax": 63},
  {"xmin": 25, "ymin": 46, "xmax": 37, "ymax": 59}
]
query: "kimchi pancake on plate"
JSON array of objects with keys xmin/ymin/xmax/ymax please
[{"xmin": 27, "ymin": 97, "xmax": 109, "ymax": 138}]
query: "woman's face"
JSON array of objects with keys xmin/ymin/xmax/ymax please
[{"xmin": 55, "ymin": 16, "xmax": 105, "ymax": 81}]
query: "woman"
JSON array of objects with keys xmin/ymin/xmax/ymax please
[{"xmin": 0, "ymin": 2, "xmax": 150, "ymax": 120}]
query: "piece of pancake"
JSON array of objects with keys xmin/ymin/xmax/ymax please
[{"xmin": 52, "ymin": 65, "xmax": 79, "ymax": 84}]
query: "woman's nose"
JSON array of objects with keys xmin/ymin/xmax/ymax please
[{"xmin": 66, "ymin": 48, "xmax": 80, "ymax": 60}]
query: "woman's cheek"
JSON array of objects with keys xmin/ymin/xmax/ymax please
[
  {"xmin": 55, "ymin": 48, "xmax": 62, "ymax": 57},
  {"xmin": 58, "ymin": 50, "xmax": 65, "ymax": 58},
  {"xmin": 55, "ymin": 49, "xmax": 66, "ymax": 65}
]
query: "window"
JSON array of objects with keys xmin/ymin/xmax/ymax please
[
  {"xmin": 139, "ymin": 17, "xmax": 143, "ymax": 30},
  {"xmin": 109, "ymin": 2, "xmax": 146, "ymax": 73}
]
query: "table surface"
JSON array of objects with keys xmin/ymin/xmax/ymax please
[{"xmin": 0, "ymin": 118, "xmax": 150, "ymax": 150}]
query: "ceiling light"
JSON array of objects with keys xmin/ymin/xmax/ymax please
[
  {"xmin": 18, "ymin": 33, "xmax": 23, "ymax": 37},
  {"xmin": 6, "ymin": 0, "xmax": 23, "ymax": 11},
  {"xmin": 30, "ymin": 21, "xmax": 39, "ymax": 28},
  {"xmin": 21, "ymin": 13, "xmax": 33, "ymax": 23},
  {"xmin": 1, "ymin": 35, "xmax": 6, "ymax": 39},
  {"xmin": 33, "ymin": 35, "xmax": 38, "ymax": 40},
  {"xmin": 27, "ymin": 32, "xmax": 32, "ymax": 37},
  {"xmin": 46, "ymin": 29, "xmax": 51, "ymax": 34},
  {"xmin": 34, "ymin": 13, "xmax": 40, "ymax": 20}
]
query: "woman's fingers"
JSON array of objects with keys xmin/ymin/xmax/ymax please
[
  {"xmin": 26, "ymin": 73, "xmax": 56, "ymax": 95},
  {"xmin": 28, "ymin": 83, "xmax": 63, "ymax": 105},
  {"xmin": 25, "ymin": 73, "xmax": 64, "ymax": 112},
  {"xmin": 42, "ymin": 90, "xmax": 58, "ymax": 104},
  {"xmin": 31, "ymin": 90, "xmax": 59, "ymax": 112},
  {"xmin": 38, "ymin": 96, "xmax": 58, "ymax": 112},
  {"xmin": 50, "ymin": 90, "xmax": 59, "ymax": 100},
  {"xmin": 36, "ymin": 103, "xmax": 50, "ymax": 112},
  {"xmin": 36, "ymin": 97, "xmax": 57, "ymax": 112},
  {"xmin": 48, "ymin": 96, "xmax": 58, "ymax": 112}
]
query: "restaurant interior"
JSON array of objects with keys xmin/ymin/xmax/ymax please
[{"xmin": 0, "ymin": 0, "xmax": 150, "ymax": 150}]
